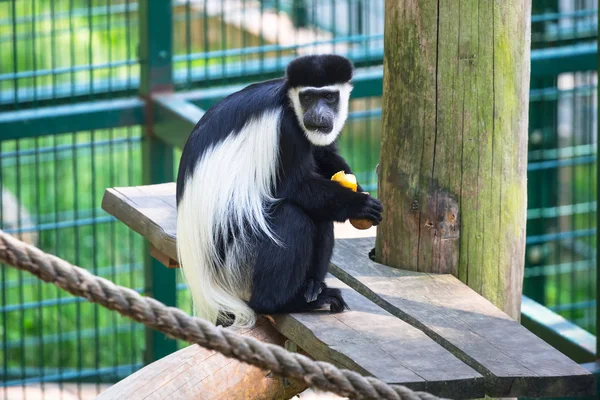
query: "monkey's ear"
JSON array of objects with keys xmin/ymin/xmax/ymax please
[{"xmin": 286, "ymin": 54, "xmax": 354, "ymax": 88}]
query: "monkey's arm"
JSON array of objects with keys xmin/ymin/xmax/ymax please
[
  {"xmin": 285, "ymin": 175, "xmax": 382, "ymax": 224},
  {"xmin": 313, "ymin": 144, "xmax": 365, "ymax": 193}
]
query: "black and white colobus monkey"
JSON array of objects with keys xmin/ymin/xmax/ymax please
[{"xmin": 175, "ymin": 54, "xmax": 383, "ymax": 327}]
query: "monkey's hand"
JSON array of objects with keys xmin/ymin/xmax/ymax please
[
  {"xmin": 305, "ymin": 279, "xmax": 324, "ymax": 303},
  {"xmin": 350, "ymin": 193, "xmax": 383, "ymax": 226}
]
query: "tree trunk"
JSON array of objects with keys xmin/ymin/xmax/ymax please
[{"xmin": 375, "ymin": 0, "xmax": 531, "ymax": 320}]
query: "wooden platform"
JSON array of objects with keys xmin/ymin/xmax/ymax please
[{"xmin": 101, "ymin": 183, "xmax": 596, "ymax": 399}]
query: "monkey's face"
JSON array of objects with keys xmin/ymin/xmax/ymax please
[
  {"xmin": 289, "ymin": 83, "xmax": 352, "ymax": 147},
  {"xmin": 299, "ymin": 88, "xmax": 338, "ymax": 133}
]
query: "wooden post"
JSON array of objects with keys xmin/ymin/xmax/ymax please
[{"xmin": 375, "ymin": 0, "xmax": 531, "ymax": 320}]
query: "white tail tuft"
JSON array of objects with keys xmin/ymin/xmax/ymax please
[{"xmin": 176, "ymin": 109, "xmax": 282, "ymax": 328}]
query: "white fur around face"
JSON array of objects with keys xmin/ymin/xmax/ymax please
[
  {"xmin": 176, "ymin": 109, "xmax": 281, "ymax": 328},
  {"xmin": 288, "ymin": 83, "xmax": 353, "ymax": 146}
]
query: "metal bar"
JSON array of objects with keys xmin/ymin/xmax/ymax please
[
  {"xmin": 138, "ymin": 0, "xmax": 178, "ymax": 364},
  {"xmin": 0, "ymin": 2, "xmax": 138, "ymax": 26},
  {"xmin": 0, "ymin": 60, "xmax": 138, "ymax": 83},
  {"xmin": 139, "ymin": 2, "xmax": 172, "ymax": 95},
  {"xmin": 1, "ymin": 136, "xmax": 141, "ymax": 161},
  {"xmin": 524, "ymin": 259, "xmax": 596, "ymax": 279},
  {"xmin": 529, "ymin": 84, "xmax": 597, "ymax": 102},
  {"xmin": 142, "ymin": 137, "xmax": 177, "ymax": 365},
  {"xmin": 528, "ymin": 143, "xmax": 597, "ymax": 162},
  {"xmin": 5, "ymin": 325, "xmax": 144, "ymax": 350},
  {"xmin": 550, "ymin": 300, "xmax": 596, "ymax": 313},
  {"xmin": 527, "ymin": 202, "xmax": 597, "ymax": 220},
  {"xmin": 1, "ymin": 214, "xmax": 115, "ymax": 236},
  {"xmin": 3, "ymin": 262, "xmax": 143, "ymax": 289},
  {"xmin": 1, "ymin": 364, "xmax": 143, "ymax": 387},
  {"xmin": 527, "ymin": 155, "xmax": 597, "ymax": 171},
  {"xmin": 531, "ymin": 8, "xmax": 598, "ymax": 22},
  {"xmin": 0, "ymin": 98, "xmax": 145, "ymax": 140},
  {"xmin": 597, "ymin": 60, "xmax": 600, "ymax": 359},
  {"xmin": 521, "ymin": 296, "xmax": 596, "ymax": 363},
  {"xmin": 152, "ymin": 95, "xmax": 204, "ymax": 149},
  {"xmin": 530, "ymin": 42, "xmax": 598, "ymax": 77},
  {"xmin": 527, "ymin": 229, "xmax": 597, "ymax": 245}
]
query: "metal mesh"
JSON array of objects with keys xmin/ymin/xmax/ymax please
[
  {"xmin": 525, "ymin": 0, "xmax": 597, "ymax": 334},
  {"xmin": 0, "ymin": 1, "xmax": 139, "ymax": 108},
  {"xmin": 170, "ymin": 0, "xmax": 384, "ymax": 89},
  {"xmin": 0, "ymin": 129, "xmax": 144, "ymax": 397}
]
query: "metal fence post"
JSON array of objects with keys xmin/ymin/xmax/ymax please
[
  {"xmin": 523, "ymin": 1, "xmax": 558, "ymax": 307},
  {"xmin": 138, "ymin": 0, "xmax": 178, "ymax": 364}
]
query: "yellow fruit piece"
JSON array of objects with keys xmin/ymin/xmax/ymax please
[
  {"xmin": 330, "ymin": 170, "xmax": 373, "ymax": 230},
  {"xmin": 331, "ymin": 171, "xmax": 358, "ymax": 192}
]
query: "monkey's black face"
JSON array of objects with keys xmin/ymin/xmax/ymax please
[{"xmin": 299, "ymin": 89, "xmax": 340, "ymax": 134}]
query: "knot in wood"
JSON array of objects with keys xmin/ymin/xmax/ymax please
[{"xmin": 423, "ymin": 188, "xmax": 460, "ymax": 240}]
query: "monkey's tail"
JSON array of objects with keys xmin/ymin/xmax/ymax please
[{"xmin": 176, "ymin": 190, "xmax": 256, "ymax": 328}]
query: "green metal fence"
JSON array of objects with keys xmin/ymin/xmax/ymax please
[
  {"xmin": 0, "ymin": 0, "xmax": 597, "ymax": 398},
  {"xmin": 525, "ymin": 0, "xmax": 598, "ymax": 339}
]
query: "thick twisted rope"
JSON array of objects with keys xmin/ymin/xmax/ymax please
[{"xmin": 0, "ymin": 230, "xmax": 444, "ymax": 400}]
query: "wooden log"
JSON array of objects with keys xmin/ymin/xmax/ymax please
[
  {"xmin": 331, "ymin": 237, "xmax": 596, "ymax": 398},
  {"xmin": 96, "ymin": 317, "xmax": 307, "ymax": 400},
  {"xmin": 375, "ymin": 0, "xmax": 532, "ymax": 320}
]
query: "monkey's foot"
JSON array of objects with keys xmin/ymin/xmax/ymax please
[
  {"xmin": 314, "ymin": 288, "xmax": 349, "ymax": 313},
  {"xmin": 304, "ymin": 279, "xmax": 324, "ymax": 303},
  {"xmin": 368, "ymin": 247, "xmax": 376, "ymax": 261}
]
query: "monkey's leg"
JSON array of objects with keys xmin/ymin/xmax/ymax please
[
  {"xmin": 248, "ymin": 204, "xmax": 347, "ymax": 315},
  {"xmin": 305, "ymin": 220, "xmax": 334, "ymax": 302},
  {"xmin": 248, "ymin": 203, "xmax": 313, "ymax": 314}
]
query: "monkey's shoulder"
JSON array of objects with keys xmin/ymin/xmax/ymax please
[{"xmin": 187, "ymin": 79, "xmax": 286, "ymax": 143}]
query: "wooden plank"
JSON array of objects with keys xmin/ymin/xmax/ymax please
[
  {"xmin": 101, "ymin": 183, "xmax": 178, "ymax": 260},
  {"xmin": 101, "ymin": 184, "xmax": 486, "ymax": 399},
  {"xmin": 150, "ymin": 243, "xmax": 179, "ymax": 268},
  {"xmin": 330, "ymin": 237, "xmax": 596, "ymax": 398},
  {"xmin": 272, "ymin": 275, "xmax": 484, "ymax": 398},
  {"xmin": 96, "ymin": 317, "xmax": 307, "ymax": 400}
]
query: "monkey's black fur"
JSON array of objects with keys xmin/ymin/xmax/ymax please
[
  {"xmin": 285, "ymin": 54, "xmax": 354, "ymax": 88},
  {"xmin": 176, "ymin": 54, "xmax": 382, "ymax": 320}
]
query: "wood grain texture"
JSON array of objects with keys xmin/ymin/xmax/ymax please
[
  {"xmin": 101, "ymin": 183, "xmax": 178, "ymax": 260},
  {"xmin": 330, "ymin": 237, "xmax": 596, "ymax": 398},
  {"xmin": 96, "ymin": 318, "xmax": 306, "ymax": 400},
  {"xmin": 272, "ymin": 275, "xmax": 484, "ymax": 398},
  {"xmin": 101, "ymin": 184, "xmax": 486, "ymax": 399},
  {"xmin": 375, "ymin": 0, "xmax": 531, "ymax": 321}
]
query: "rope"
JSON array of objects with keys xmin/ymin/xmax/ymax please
[{"xmin": 0, "ymin": 229, "xmax": 445, "ymax": 400}]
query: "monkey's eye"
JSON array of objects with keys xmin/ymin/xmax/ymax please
[
  {"xmin": 325, "ymin": 93, "xmax": 335, "ymax": 101},
  {"xmin": 303, "ymin": 94, "xmax": 312, "ymax": 102}
]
